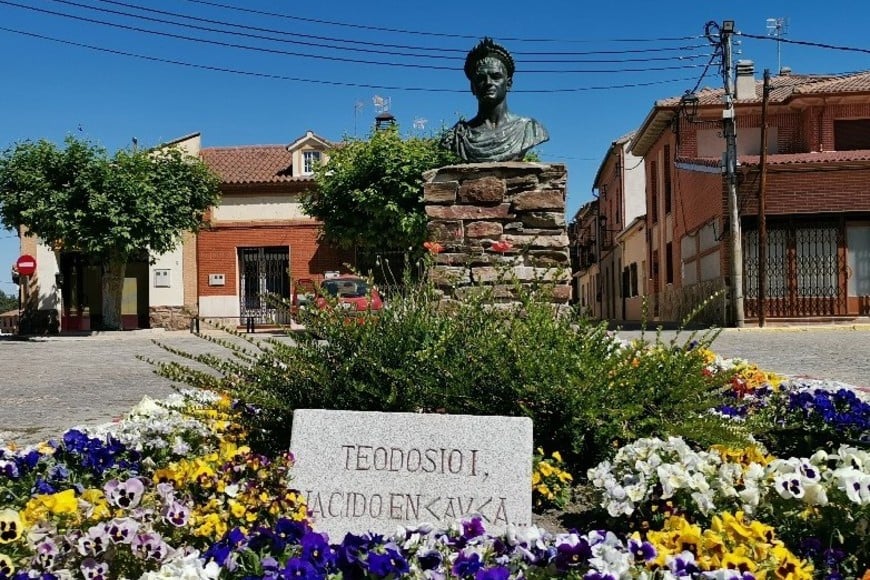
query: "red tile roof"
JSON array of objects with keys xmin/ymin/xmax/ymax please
[
  {"xmin": 201, "ymin": 145, "xmax": 310, "ymax": 185},
  {"xmin": 658, "ymin": 71, "xmax": 870, "ymax": 107}
]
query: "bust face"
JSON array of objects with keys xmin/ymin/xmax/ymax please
[{"xmin": 470, "ymin": 57, "xmax": 512, "ymax": 106}]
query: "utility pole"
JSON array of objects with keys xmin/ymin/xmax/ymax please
[
  {"xmin": 758, "ymin": 69, "xmax": 771, "ymax": 327},
  {"xmin": 721, "ymin": 20, "xmax": 744, "ymax": 327}
]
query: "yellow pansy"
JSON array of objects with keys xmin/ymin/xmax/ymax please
[
  {"xmin": 0, "ymin": 553, "xmax": 15, "ymax": 577},
  {"xmin": 22, "ymin": 489, "xmax": 79, "ymax": 527},
  {"xmin": 0, "ymin": 509, "xmax": 23, "ymax": 543},
  {"xmin": 78, "ymin": 489, "xmax": 111, "ymax": 521}
]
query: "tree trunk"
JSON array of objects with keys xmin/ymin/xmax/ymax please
[{"xmin": 101, "ymin": 257, "xmax": 126, "ymax": 330}]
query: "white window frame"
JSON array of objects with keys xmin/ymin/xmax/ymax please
[{"xmin": 302, "ymin": 150, "xmax": 321, "ymax": 175}]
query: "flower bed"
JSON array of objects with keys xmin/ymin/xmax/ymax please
[{"xmin": 1, "ymin": 347, "xmax": 869, "ymax": 579}]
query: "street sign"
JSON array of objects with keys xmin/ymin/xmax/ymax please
[{"xmin": 16, "ymin": 254, "xmax": 36, "ymax": 277}]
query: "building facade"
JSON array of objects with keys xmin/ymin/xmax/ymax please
[
  {"xmin": 630, "ymin": 65, "xmax": 870, "ymax": 324},
  {"xmin": 197, "ymin": 131, "xmax": 353, "ymax": 324},
  {"xmin": 591, "ymin": 132, "xmax": 647, "ymax": 323},
  {"xmin": 16, "ymin": 131, "xmax": 352, "ymax": 333},
  {"xmin": 569, "ymin": 200, "xmax": 599, "ymax": 317}
]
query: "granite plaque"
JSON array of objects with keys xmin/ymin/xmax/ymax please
[{"xmin": 289, "ymin": 409, "xmax": 533, "ymax": 540}]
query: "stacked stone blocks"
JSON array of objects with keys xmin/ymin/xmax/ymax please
[{"xmin": 423, "ymin": 162, "xmax": 571, "ymax": 303}]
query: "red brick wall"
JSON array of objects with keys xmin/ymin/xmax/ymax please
[
  {"xmin": 196, "ymin": 221, "xmax": 353, "ymax": 297},
  {"xmin": 673, "ymin": 169, "xmax": 723, "ymax": 240},
  {"xmin": 739, "ymin": 167, "xmax": 870, "ymax": 215}
]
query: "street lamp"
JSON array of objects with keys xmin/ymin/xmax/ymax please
[{"xmin": 679, "ymin": 91, "xmax": 700, "ymax": 122}]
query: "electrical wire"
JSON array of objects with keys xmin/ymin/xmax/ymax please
[
  {"xmin": 739, "ymin": 32, "xmax": 870, "ymax": 56},
  {"xmin": 179, "ymin": 0, "xmax": 705, "ymax": 44},
  {"xmin": 78, "ymin": 0, "xmax": 713, "ymax": 60},
  {"xmin": 0, "ymin": 1, "xmax": 718, "ymax": 74},
  {"xmin": 0, "ymin": 26, "xmax": 701, "ymax": 93},
  {"xmin": 54, "ymin": 0, "xmax": 466, "ymax": 59}
]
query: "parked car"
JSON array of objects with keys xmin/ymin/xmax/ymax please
[{"xmin": 292, "ymin": 275, "xmax": 384, "ymax": 314}]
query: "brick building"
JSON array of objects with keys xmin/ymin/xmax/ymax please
[
  {"xmin": 17, "ymin": 131, "xmax": 352, "ymax": 333},
  {"xmin": 630, "ymin": 65, "xmax": 870, "ymax": 324},
  {"xmin": 568, "ymin": 200, "xmax": 599, "ymax": 317},
  {"xmin": 589, "ymin": 132, "xmax": 647, "ymax": 322},
  {"xmin": 197, "ymin": 131, "xmax": 353, "ymax": 324}
]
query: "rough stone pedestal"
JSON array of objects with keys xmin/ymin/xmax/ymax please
[{"xmin": 423, "ymin": 162, "xmax": 571, "ymax": 304}]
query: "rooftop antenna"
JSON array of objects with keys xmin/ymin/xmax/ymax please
[
  {"xmin": 766, "ymin": 17, "xmax": 789, "ymax": 74},
  {"xmin": 373, "ymin": 95, "xmax": 396, "ymax": 131},
  {"xmin": 372, "ymin": 95, "xmax": 391, "ymax": 113}
]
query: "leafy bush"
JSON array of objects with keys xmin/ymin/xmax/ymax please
[{"xmin": 154, "ymin": 267, "xmax": 744, "ymax": 475}]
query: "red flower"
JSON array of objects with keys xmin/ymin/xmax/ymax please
[
  {"xmin": 491, "ymin": 240, "xmax": 513, "ymax": 253},
  {"xmin": 423, "ymin": 241, "xmax": 444, "ymax": 255}
]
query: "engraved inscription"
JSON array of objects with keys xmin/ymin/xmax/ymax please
[
  {"xmin": 303, "ymin": 490, "xmax": 513, "ymax": 526},
  {"xmin": 341, "ymin": 445, "xmax": 483, "ymax": 478}
]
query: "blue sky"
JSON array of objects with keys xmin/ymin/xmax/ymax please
[{"xmin": 1, "ymin": 0, "xmax": 869, "ymax": 297}]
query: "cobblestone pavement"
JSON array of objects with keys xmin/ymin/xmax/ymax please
[
  {"xmin": 0, "ymin": 326, "xmax": 868, "ymax": 446},
  {"xmin": 617, "ymin": 326, "xmax": 870, "ymax": 389}
]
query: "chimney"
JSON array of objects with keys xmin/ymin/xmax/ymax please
[{"xmin": 735, "ymin": 59, "xmax": 756, "ymax": 101}]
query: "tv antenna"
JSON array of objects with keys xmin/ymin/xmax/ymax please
[
  {"xmin": 766, "ymin": 17, "xmax": 789, "ymax": 74},
  {"xmin": 372, "ymin": 95, "xmax": 391, "ymax": 113}
]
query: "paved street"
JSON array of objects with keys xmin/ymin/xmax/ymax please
[{"xmin": 0, "ymin": 326, "xmax": 868, "ymax": 446}]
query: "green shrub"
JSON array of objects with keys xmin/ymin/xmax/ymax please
[{"xmin": 152, "ymin": 270, "xmax": 745, "ymax": 474}]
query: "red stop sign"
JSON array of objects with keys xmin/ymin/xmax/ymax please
[{"xmin": 16, "ymin": 254, "xmax": 36, "ymax": 277}]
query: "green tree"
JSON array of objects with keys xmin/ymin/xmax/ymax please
[
  {"xmin": 303, "ymin": 126, "xmax": 457, "ymax": 251},
  {"xmin": 0, "ymin": 136, "xmax": 220, "ymax": 330},
  {"xmin": 0, "ymin": 289, "xmax": 17, "ymax": 312}
]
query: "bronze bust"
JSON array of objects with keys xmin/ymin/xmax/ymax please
[{"xmin": 441, "ymin": 38, "xmax": 549, "ymax": 163}]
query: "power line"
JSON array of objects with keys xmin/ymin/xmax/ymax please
[
  {"xmin": 90, "ymin": 0, "xmax": 713, "ymax": 59},
  {"xmin": 0, "ymin": 25, "xmax": 700, "ymax": 93},
  {"xmin": 53, "ymin": 0, "xmax": 465, "ymax": 59},
  {"xmin": 0, "ymin": 2, "xmax": 717, "ymax": 74},
  {"xmin": 18, "ymin": 0, "xmax": 724, "ymax": 67},
  {"xmin": 739, "ymin": 32, "xmax": 870, "ymax": 56},
  {"xmin": 179, "ymin": 0, "xmax": 704, "ymax": 45},
  {"xmin": 0, "ymin": 26, "xmax": 692, "ymax": 94},
  {"xmin": 69, "ymin": 0, "xmax": 718, "ymax": 64}
]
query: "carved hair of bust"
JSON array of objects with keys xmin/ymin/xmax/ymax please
[{"xmin": 464, "ymin": 37, "xmax": 515, "ymax": 81}]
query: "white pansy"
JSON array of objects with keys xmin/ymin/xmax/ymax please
[
  {"xmin": 690, "ymin": 490, "xmax": 716, "ymax": 515},
  {"xmin": 832, "ymin": 466, "xmax": 865, "ymax": 504},
  {"xmin": 138, "ymin": 549, "xmax": 219, "ymax": 579},
  {"xmin": 773, "ymin": 473, "xmax": 805, "ymax": 500},
  {"xmin": 802, "ymin": 482, "xmax": 829, "ymax": 506}
]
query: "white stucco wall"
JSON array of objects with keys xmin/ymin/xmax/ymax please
[
  {"xmin": 212, "ymin": 193, "xmax": 307, "ymax": 222},
  {"xmin": 149, "ymin": 245, "xmax": 184, "ymax": 307},
  {"xmin": 35, "ymin": 241, "xmax": 60, "ymax": 312},
  {"xmin": 198, "ymin": 295, "xmax": 240, "ymax": 318},
  {"xmin": 697, "ymin": 127, "xmax": 778, "ymax": 158},
  {"xmin": 622, "ymin": 144, "xmax": 646, "ymax": 224}
]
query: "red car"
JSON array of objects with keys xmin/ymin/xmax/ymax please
[{"xmin": 292, "ymin": 275, "xmax": 384, "ymax": 314}]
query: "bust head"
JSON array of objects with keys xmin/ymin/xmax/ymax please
[
  {"xmin": 465, "ymin": 39, "xmax": 515, "ymax": 109},
  {"xmin": 441, "ymin": 38, "xmax": 549, "ymax": 162},
  {"xmin": 464, "ymin": 37, "xmax": 515, "ymax": 82}
]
